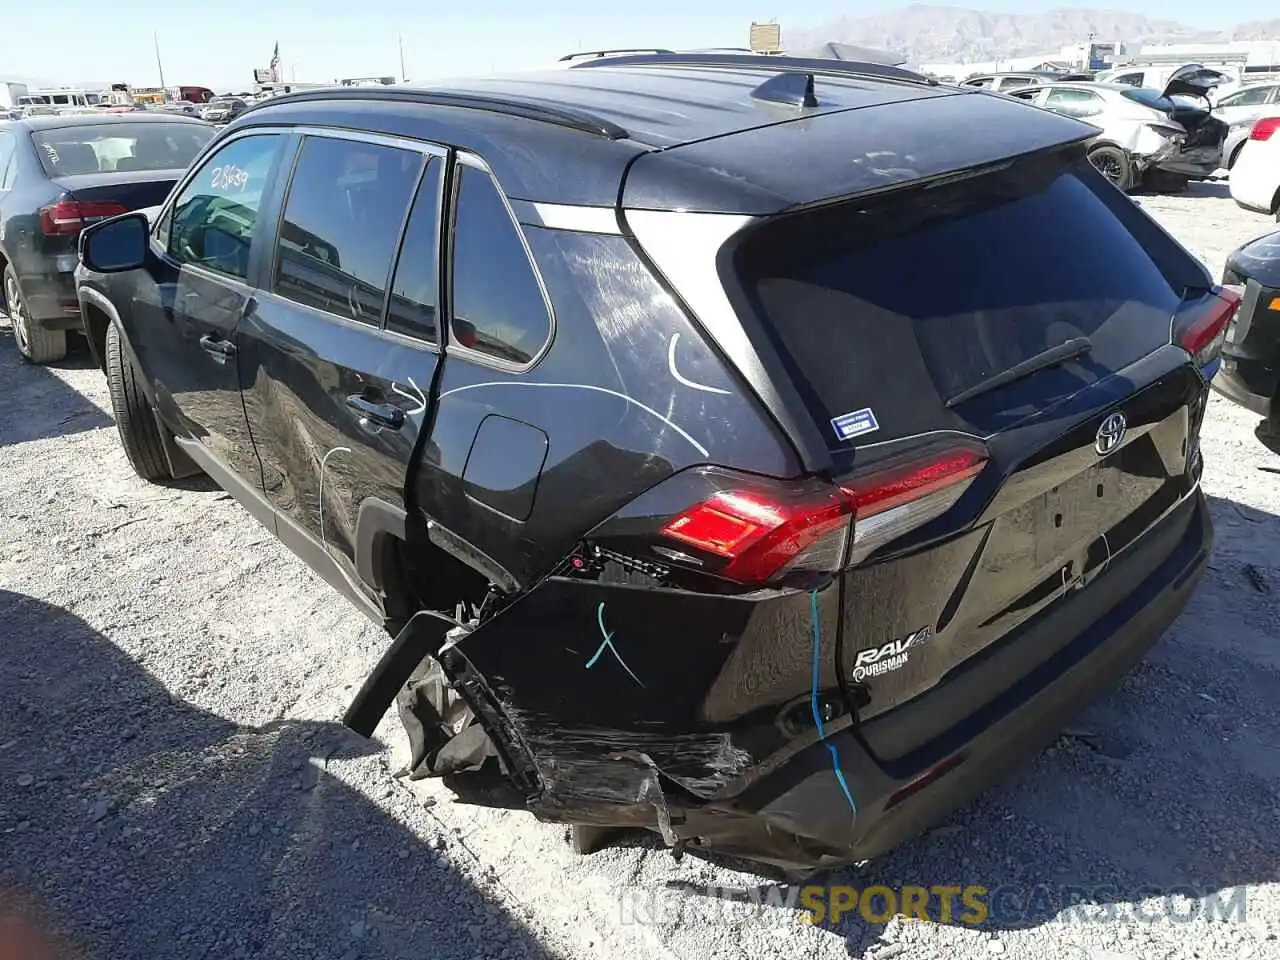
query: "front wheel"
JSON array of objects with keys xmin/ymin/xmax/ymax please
[
  {"xmin": 3, "ymin": 265, "xmax": 67, "ymax": 364},
  {"xmin": 104, "ymin": 323, "xmax": 174, "ymax": 482},
  {"xmin": 1087, "ymin": 145, "xmax": 1135, "ymax": 193}
]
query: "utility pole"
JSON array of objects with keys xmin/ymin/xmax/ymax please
[
  {"xmin": 154, "ymin": 32, "xmax": 166, "ymax": 88},
  {"xmin": 399, "ymin": 35, "xmax": 407, "ymax": 81}
]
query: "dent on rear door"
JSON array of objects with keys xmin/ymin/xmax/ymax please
[{"xmin": 402, "ymin": 222, "xmax": 846, "ymax": 828}]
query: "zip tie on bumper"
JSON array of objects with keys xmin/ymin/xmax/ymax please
[{"xmin": 810, "ymin": 590, "xmax": 857, "ymax": 812}]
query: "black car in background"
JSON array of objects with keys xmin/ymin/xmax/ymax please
[
  {"xmin": 76, "ymin": 55, "xmax": 1229, "ymax": 873},
  {"xmin": 1213, "ymin": 228, "xmax": 1280, "ymax": 431},
  {"xmin": 0, "ymin": 113, "xmax": 213, "ymax": 362}
]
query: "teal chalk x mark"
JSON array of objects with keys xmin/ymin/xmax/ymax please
[{"xmin": 586, "ymin": 601, "xmax": 644, "ymax": 687}]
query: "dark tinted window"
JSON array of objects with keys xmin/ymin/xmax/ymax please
[
  {"xmin": 168, "ymin": 133, "xmax": 282, "ymax": 280},
  {"xmin": 274, "ymin": 136, "xmax": 424, "ymax": 324},
  {"xmin": 385, "ymin": 159, "xmax": 442, "ymax": 342},
  {"xmin": 31, "ymin": 122, "xmax": 212, "ymax": 176},
  {"xmin": 998, "ymin": 76, "xmax": 1035, "ymax": 90},
  {"xmin": 450, "ymin": 164, "xmax": 551, "ymax": 366},
  {"xmin": 1111, "ymin": 72, "xmax": 1144, "ymax": 86},
  {"xmin": 736, "ymin": 156, "xmax": 1192, "ymax": 438}
]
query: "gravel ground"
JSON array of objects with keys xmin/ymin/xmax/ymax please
[{"xmin": 3, "ymin": 184, "xmax": 1280, "ymax": 960}]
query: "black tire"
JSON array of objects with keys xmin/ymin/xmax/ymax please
[
  {"xmin": 1087, "ymin": 145, "xmax": 1134, "ymax": 193},
  {"xmin": 3, "ymin": 264, "xmax": 67, "ymax": 364},
  {"xmin": 105, "ymin": 323, "xmax": 173, "ymax": 482}
]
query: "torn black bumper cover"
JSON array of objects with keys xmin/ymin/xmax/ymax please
[{"xmin": 349, "ymin": 494, "xmax": 1210, "ymax": 873}]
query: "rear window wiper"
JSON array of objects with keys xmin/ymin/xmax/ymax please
[{"xmin": 945, "ymin": 336, "xmax": 1093, "ymax": 408}]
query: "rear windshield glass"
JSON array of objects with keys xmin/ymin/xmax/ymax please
[
  {"xmin": 32, "ymin": 122, "xmax": 213, "ymax": 177},
  {"xmin": 734, "ymin": 155, "xmax": 1201, "ymax": 442},
  {"xmin": 1121, "ymin": 89, "xmax": 1174, "ymax": 111}
]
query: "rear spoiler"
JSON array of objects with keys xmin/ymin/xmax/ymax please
[{"xmin": 621, "ymin": 90, "xmax": 1101, "ymax": 215}]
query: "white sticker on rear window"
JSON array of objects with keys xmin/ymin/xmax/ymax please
[{"xmin": 831, "ymin": 407, "xmax": 879, "ymax": 441}]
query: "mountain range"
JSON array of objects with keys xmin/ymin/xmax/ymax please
[{"xmin": 786, "ymin": 5, "xmax": 1280, "ymax": 65}]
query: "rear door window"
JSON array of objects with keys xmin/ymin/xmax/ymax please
[
  {"xmin": 734, "ymin": 154, "xmax": 1199, "ymax": 443},
  {"xmin": 1043, "ymin": 88, "xmax": 1105, "ymax": 118},
  {"xmin": 448, "ymin": 162, "xmax": 552, "ymax": 367},
  {"xmin": 272, "ymin": 135, "xmax": 424, "ymax": 324}
]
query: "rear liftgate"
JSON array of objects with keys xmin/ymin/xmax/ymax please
[{"xmin": 342, "ymin": 446, "xmax": 990, "ymax": 872}]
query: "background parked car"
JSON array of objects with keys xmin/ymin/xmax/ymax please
[
  {"xmin": 1214, "ymin": 82, "xmax": 1280, "ymax": 170},
  {"xmin": 199, "ymin": 97, "xmax": 249, "ymax": 124},
  {"xmin": 1229, "ymin": 115, "xmax": 1280, "ymax": 219},
  {"xmin": 1213, "ymin": 227, "xmax": 1280, "ymax": 433},
  {"xmin": 0, "ymin": 113, "xmax": 213, "ymax": 362},
  {"xmin": 157, "ymin": 100, "xmax": 200, "ymax": 117},
  {"xmin": 1097, "ymin": 62, "xmax": 1237, "ymax": 103},
  {"xmin": 1010, "ymin": 72, "xmax": 1227, "ymax": 193},
  {"xmin": 959, "ymin": 70, "xmax": 1091, "ymax": 93}
]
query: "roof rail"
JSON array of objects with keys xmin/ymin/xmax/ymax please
[
  {"xmin": 558, "ymin": 48, "xmax": 675, "ymax": 62},
  {"xmin": 568, "ymin": 52, "xmax": 937, "ymax": 87},
  {"xmin": 240, "ymin": 86, "xmax": 631, "ymax": 140}
]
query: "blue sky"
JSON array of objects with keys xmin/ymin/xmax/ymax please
[{"xmin": 0, "ymin": 0, "xmax": 1257, "ymax": 91}]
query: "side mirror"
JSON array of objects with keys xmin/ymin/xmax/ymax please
[{"xmin": 79, "ymin": 211, "xmax": 149, "ymax": 273}]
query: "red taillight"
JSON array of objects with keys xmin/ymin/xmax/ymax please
[
  {"xmin": 658, "ymin": 444, "xmax": 988, "ymax": 584},
  {"xmin": 39, "ymin": 199, "xmax": 129, "ymax": 237},
  {"xmin": 1178, "ymin": 287, "xmax": 1241, "ymax": 366},
  {"xmin": 1249, "ymin": 117, "xmax": 1280, "ymax": 142},
  {"xmin": 662, "ymin": 487, "xmax": 853, "ymax": 585},
  {"xmin": 841, "ymin": 444, "xmax": 988, "ymax": 564}
]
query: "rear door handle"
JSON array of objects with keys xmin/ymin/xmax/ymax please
[
  {"xmin": 199, "ymin": 333, "xmax": 236, "ymax": 360},
  {"xmin": 346, "ymin": 394, "xmax": 405, "ymax": 429}
]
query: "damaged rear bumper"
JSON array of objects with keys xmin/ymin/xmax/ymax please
[
  {"xmin": 725, "ymin": 491, "xmax": 1209, "ymax": 867},
  {"xmin": 368, "ymin": 491, "xmax": 1211, "ymax": 873}
]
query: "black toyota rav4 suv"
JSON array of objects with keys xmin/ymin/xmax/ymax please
[{"xmin": 75, "ymin": 54, "xmax": 1232, "ymax": 874}]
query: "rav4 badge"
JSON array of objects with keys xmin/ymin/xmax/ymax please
[{"xmin": 851, "ymin": 626, "xmax": 933, "ymax": 683}]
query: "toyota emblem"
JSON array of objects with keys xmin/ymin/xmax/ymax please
[{"xmin": 1095, "ymin": 411, "xmax": 1127, "ymax": 456}]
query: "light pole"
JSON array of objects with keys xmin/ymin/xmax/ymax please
[{"xmin": 154, "ymin": 32, "xmax": 166, "ymax": 88}]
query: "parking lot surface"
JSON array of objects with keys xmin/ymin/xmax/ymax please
[{"xmin": 2, "ymin": 184, "xmax": 1280, "ymax": 960}]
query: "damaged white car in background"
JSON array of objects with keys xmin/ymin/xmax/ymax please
[{"xmin": 1010, "ymin": 64, "xmax": 1228, "ymax": 194}]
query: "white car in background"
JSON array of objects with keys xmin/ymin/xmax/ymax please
[
  {"xmin": 1098, "ymin": 63, "xmax": 1239, "ymax": 104},
  {"xmin": 1229, "ymin": 115, "xmax": 1280, "ymax": 219}
]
